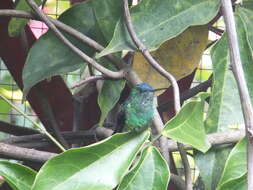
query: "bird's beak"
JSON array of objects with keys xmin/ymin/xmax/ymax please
[{"xmin": 151, "ymin": 87, "xmax": 168, "ymax": 92}]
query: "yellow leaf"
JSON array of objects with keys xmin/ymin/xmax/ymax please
[{"xmin": 133, "ymin": 26, "xmax": 208, "ymax": 91}]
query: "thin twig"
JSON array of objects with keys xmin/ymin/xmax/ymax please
[
  {"xmin": 209, "ymin": 26, "xmax": 224, "ymax": 36},
  {"xmin": 71, "ymin": 75, "xmax": 108, "ymax": 89},
  {"xmin": 176, "ymin": 142, "xmax": 192, "ymax": 189},
  {"xmin": 205, "ymin": 40, "xmax": 218, "ymax": 50},
  {"xmin": 25, "ymin": 0, "xmax": 125, "ymax": 79},
  {"xmin": 41, "ymin": 0, "xmax": 47, "ymax": 9},
  {"xmin": 221, "ymin": 1, "xmax": 253, "ymax": 189},
  {"xmin": 0, "ymin": 94, "xmax": 66, "ymax": 152},
  {"xmin": 122, "ymin": 0, "xmax": 191, "ymax": 188}
]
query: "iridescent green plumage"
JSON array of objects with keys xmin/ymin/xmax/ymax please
[{"xmin": 118, "ymin": 83, "xmax": 155, "ymax": 132}]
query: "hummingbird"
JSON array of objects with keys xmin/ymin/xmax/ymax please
[{"xmin": 114, "ymin": 83, "xmax": 166, "ymax": 133}]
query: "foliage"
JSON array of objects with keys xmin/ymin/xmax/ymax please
[
  {"xmin": 162, "ymin": 92, "xmax": 211, "ymax": 153},
  {"xmin": 1, "ymin": 0, "xmax": 253, "ymax": 190}
]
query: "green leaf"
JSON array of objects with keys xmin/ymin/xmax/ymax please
[
  {"xmin": 237, "ymin": 7, "xmax": 253, "ymax": 67},
  {"xmin": 98, "ymin": 62, "xmax": 125, "ymax": 127},
  {"xmin": 117, "ymin": 146, "xmax": 169, "ymax": 190},
  {"xmin": 194, "ymin": 146, "xmax": 232, "ymax": 190},
  {"xmin": 205, "ymin": 34, "xmax": 244, "ymax": 133},
  {"xmin": 0, "ymin": 161, "xmax": 36, "ymax": 190},
  {"xmin": 22, "ymin": 1, "xmax": 100, "ymax": 97},
  {"xmin": 242, "ymin": 0, "xmax": 253, "ymax": 11},
  {"xmin": 8, "ymin": 0, "xmax": 43, "ymax": 36},
  {"xmin": 76, "ymin": 0, "xmax": 125, "ymax": 121},
  {"xmin": 195, "ymin": 12, "xmax": 253, "ymax": 190},
  {"xmin": 32, "ymin": 131, "xmax": 150, "ymax": 190},
  {"xmin": 195, "ymin": 35, "xmax": 240, "ymax": 190},
  {"xmin": 217, "ymin": 138, "xmax": 247, "ymax": 190},
  {"xmin": 98, "ymin": 0, "xmax": 220, "ymax": 57},
  {"xmin": 91, "ymin": 0, "xmax": 123, "ymax": 42},
  {"xmin": 236, "ymin": 8, "xmax": 253, "ymax": 104},
  {"xmin": 218, "ymin": 174, "xmax": 247, "ymax": 190},
  {"xmin": 162, "ymin": 92, "xmax": 211, "ymax": 152}
]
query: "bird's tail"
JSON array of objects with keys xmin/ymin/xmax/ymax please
[{"xmin": 113, "ymin": 111, "xmax": 125, "ymax": 134}]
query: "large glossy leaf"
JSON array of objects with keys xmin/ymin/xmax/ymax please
[
  {"xmin": 98, "ymin": 62, "xmax": 126, "ymax": 127},
  {"xmin": 234, "ymin": 8, "xmax": 253, "ymax": 101},
  {"xmin": 91, "ymin": 0, "xmax": 123, "ymax": 42},
  {"xmin": 98, "ymin": 0, "xmax": 220, "ymax": 57},
  {"xmin": 196, "ymin": 13, "xmax": 253, "ymax": 189},
  {"xmin": 195, "ymin": 36, "xmax": 241, "ymax": 190},
  {"xmin": 218, "ymin": 174, "xmax": 247, "ymax": 190},
  {"xmin": 194, "ymin": 146, "xmax": 232, "ymax": 190},
  {"xmin": 117, "ymin": 146, "xmax": 169, "ymax": 190},
  {"xmin": 205, "ymin": 34, "xmax": 244, "ymax": 134},
  {"xmin": 162, "ymin": 92, "xmax": 211, "ymax": 152},
  {"xmin": 0, "ymin": 161, "xmax": 37, "ymax": 190},
  {"xmin": 237, "ymin": 7, "xmax": 253, "ymax": 67},
  {"xmin": 32, "ymin": 131, "xmax": 150, "ymax": 190},
  {"xmin": 8, "ymin": 0, "xmax": 43, "ymax": 36},
  {"xmin": 217, "ymin": 138, "xmax": 247, "ymax": 190},
  {"xmin": 22, "ymin": 1, "xmax": 99, "ymax": 97},
  {"xmin": 213, "ymin": 13, "xmax": 252, "ymax": 189}
]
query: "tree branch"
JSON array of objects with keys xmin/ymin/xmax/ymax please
[
  {"xmin": 0, "ymin": 143, "xmax": 56, "ymax": 163},
  {"xmin": 1, "ymin": 127, "xmax": 113, "ymax": 146},
  {"xmin": 167, "ymin": 130, "xmax": 244, "ymax": 151},
  {"xmin": 0, "ymin": 129, "xmax": 243, "ymax": 163},
  {"xmin": 122, "ymin": 1, "xmax": 191, "ymax": 188},
  {"xmin": 170, "ymin": 173, "xmax": 186, "ymax": 190},
  {"xmin": 221, "ymin": 1, "xmax": 253, "ymax": 189},
  {"xmin": 0, "ymin": 120, "xmax": 39, "ymax": 136}
]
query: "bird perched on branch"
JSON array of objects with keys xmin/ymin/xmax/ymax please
[{"xmin": 114, "ymin": 83, "xmax": 166, "ymax": 133}]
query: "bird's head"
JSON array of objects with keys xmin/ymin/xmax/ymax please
[
  {"xmin": 135, "ymin": 83, "xmax": 154, "ymax": 92},
  {"xmin": 135, "ymin": 83, "xmax": 168, "ymax": 93}
]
